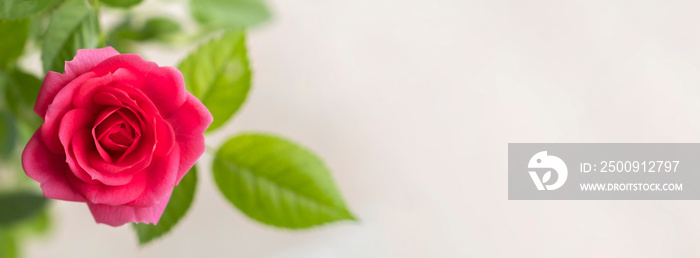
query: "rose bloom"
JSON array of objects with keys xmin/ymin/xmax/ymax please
[{"xmin": 22, "ymin": 47, "xmax": 212, "ymax": 226}]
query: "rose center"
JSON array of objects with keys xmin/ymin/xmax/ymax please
[{"xmin": 93, "ymin": 107, "xmax": 142, "ymax": 161}]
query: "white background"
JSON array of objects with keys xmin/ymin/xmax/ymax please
[{"xmin": 24, "ymin": 0, "xmax": 700, "ymax": 257}]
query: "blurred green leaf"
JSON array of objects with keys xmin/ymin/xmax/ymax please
[
  {"xmin": 3, "ymin": 69, "xmax": 41, "ymax": 130},
  {"xmin": 0, "ymin": 231, "xmax": 18, "ymax": 258},
  {"xmin": 28, "ymin": 14, "xmax": 48, "ymax": 42},
  {"xmin": 191, "ymin": 0, "xmax": 270, "ymax": 29},
  {"xmin": 107, "ymin": 17, "xmax": 181, "ymax": 53},
  {"xmin": 106, "ymin": 19, "xmax": 140, "ymax": 53},
  {"xmin": 141, "ymin": 17, "xmax": 180, "ymax": 40},
  {"xmin": 213, "ymin": 133, "xmax": 355, "ymax": 229},
  {"xmin": 178, "ymin": 31, "xmax": 250, "ymax": 132},
  {"xmin": 0, "ymin": 110, "xmax": 17, "ymax": 159},
  {"xmin": 100, "ymin": 0, "xmax": 142, "ymax": 8},
  {"xmin": 41, "ymin": 0, "xmax": 99, "ymax": 73},
  {"xmin": 0, "ymin": 0, "xmax": 56, "ymax": 20},
  {"xmin": 26, "ymin": 208, "xmax": 50, "ymax": 235},
  {"xmin": 0, "ymin": 19, "xmax": 29, "ymax": 69},
  {"xmin": 132, "ymin": 167, "xmax": 197, "ymax": 245},
  {"xmin": 0, "ymin": 192, "xmax": 47, "ymax": 227}
]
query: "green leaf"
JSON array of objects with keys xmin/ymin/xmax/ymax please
[
  {"xmin": 0, "ymin": 192, "xmax": 48, "ymax": 227},
  {"xmin": 191, "ymin": 0, "xmax": 270, "ymax": 29},
  {"xmin": 100, "ymin": 0, "xmax": 142, "ymax": 8},
  {"xmin": 0, "ymin": 110, "xmax": 17, "ymax": 159},
  {"xmin": 3, "ymin": 69, "xmax": 42, "ymax": 130},
  {"xmin": 26, "ymin": 208, "xmax": 51, "ymax": 235},
  {"xmin": 106, "ymin": 17, "xmax": 180, "ymax": 53},
  {"xmin": 0, "ymin": 19, "xmax": 29, "ymax": 68},
  {"xmin": 105, "ymin": 19, "xmax": 140, "ymax": 53},
  {"xmin": 213, "ymin": 133, "xmax": 355, "ymax": 229},
  {"xmin": 0, "ymin": 231, "xmax": 18, "ymax": 258},
  {"xmin": 132, "ymin": 167, "xmax": 197, "ymax": 245},
  {"xmin": 141, "ymin": 17, "xmax": 181, "ymax": 40},
  {"xmin": 178, "ymin": 31, "xmax": 250, "ymax": 132},
  {"xmin": 0, "ymin": 0, "xmax": 56, "ymax": 20},
  {"xmin": 41, "ymin": 0, "xmax": 99, "ymax": 74}
]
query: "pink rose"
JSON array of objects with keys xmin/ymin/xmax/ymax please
[{"xmin": 22, "ymin": 47, "xmax": 212, "ymax": 226}]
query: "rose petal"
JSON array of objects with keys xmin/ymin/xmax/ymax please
[
  {"xmin": 92, "ymin": 106, "xmax": 124, "ymax": 162},
  {"xmin": 90, "ymin": 55, "xmax": 186, "ymax": 117},
  {"xmin": 73, "ymin": 68, "xmax": 141, "ymax": 110},
  {"xmin": 41, "ymin": 72, "xmax": 97, "ymax": 154},
  {"xmin": 91, "ymin": 54, "xmax": 158, "ymax": 81},
  {"xmin": 166, "ymin": 94, "xmax": 212, "ymax": 184},
  {"xmin": 68, "ymin": 164, "xmax": 146, "ymax": 206},
  {"xmin": 68, "ymin": 129, "xmax": 134, "ymax": 186},
  {"xmin": 65, "ymin": 47, "xmax": 121, "ymax": 79},
  {"xmin": 58, "ymin": 109, "xmax": 94, "ymax": 152},
  {"xmin": 128, "ymin": 144, "xmax": 180, "ymax": 207},
  {"xmin": 140, "ymin": 66, "xmax": 187, "ymax": 117},
  {"xmin": 72, "ymin": 72, "xmax": 116, "ymax": 109},
  {"xmin": 153, "ymin": 115, "xmax": 176, "ymax": 156},
  {"xmin": 35, "ymin": 47, "xmax": 120, "ymax": 117},
  {"xmin": 22, "ymin": 132, "xmax": 85, "ymax": 202},
  {"xmin": 35, "ymin": 71, "xmax": 68, "ymax": 118},
  {"xmin": 58, "ymin": 110, "xmax": 102, "ymax": 184},
  {"xmin": 87, "ymin": 189, "xmax": 172, "ymax": 227}
]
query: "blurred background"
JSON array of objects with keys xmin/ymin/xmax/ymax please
[{"xmin": 14, "ymin": 0, "xmax": 700, "ymax": 257}]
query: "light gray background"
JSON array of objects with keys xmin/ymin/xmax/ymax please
[{"xmin": 21, "ymin": 0, "xmax": 700, "ymax": 257}]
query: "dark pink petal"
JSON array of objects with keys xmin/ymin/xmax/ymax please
[
  {"xmin": 92, "ymin": 91, "xmax": 122, "ymax": 106},
  {"xmin": 166, "ymin": 94, "xmax": 212, "ymax": 184},
  {"xmin": 69, "ymin": 129, "xmax": 135, "ymax": 186},
  {"xmin": 87, "ymin": 189, "xmax": 172, "ymax": 227},
  {"xmin": 22, "ymin": 132, "xmax": 85, "ymax": 202},
  {"xmin": 58, "ymin": 110, "xmax": 102, "ymax": 184},
  {"xmin": 92, "ymin": 107, "xmax": 123, "ymax": 162}
]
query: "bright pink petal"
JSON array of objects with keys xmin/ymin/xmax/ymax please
[
  {"xmin": 68, "ymin": 130, "xmax": 147, "ymax": 205},
  {"xmin": 22, "ymin": 132, "xmax": 85, "ymax": 202},
  {"xmin": 139, "ymin": 66, "xmax": 187, "ymax": 117},
  {"xmin": 87, "ymin": 189, "xmax": 172, "ymax": 227},
  {"xmin": 35, "ymin": 47, "xmax": 119, "ymax": 117},
  {"xmin": 65, "ymin": 47, "xmax": 121, "ymax": 78},
  {"xmin": 58, "ymin": 109, "xmax": 102, "ymax": 184},
  {"xmin": 58, "ymin": 109, "xmax": 93, "ymax": 151},
  {"xmin": 41, "ymin": 72, "xmax": 97, "ymax": 154},
  {"xmin": 128, "ymin": 145, "xmax": 180, "ymax": 207},
  {"xmin": 90, "ymin": 54, "xmax": 158, "ymax": 81},
  {"xmin": 153, "ymin": 115, "xmax": 176, "ymax": 156},
  {"xmin": 70, "ymin": 138, "xmax": 135, "ymax": 186},
  {"xmin": 71, "ymin": 72, "xmax": 117, "ymax": 109},
  {"xmin": 90, "ymin": 54, "xmax": 186, "ymax": 117},
  {"xmin": 35, "ymin": 71, "xmax": 69, "ymax": 118},
  {"xmin": 166, "ymin": 94, "xmax": 212, "ymax": 184}
]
